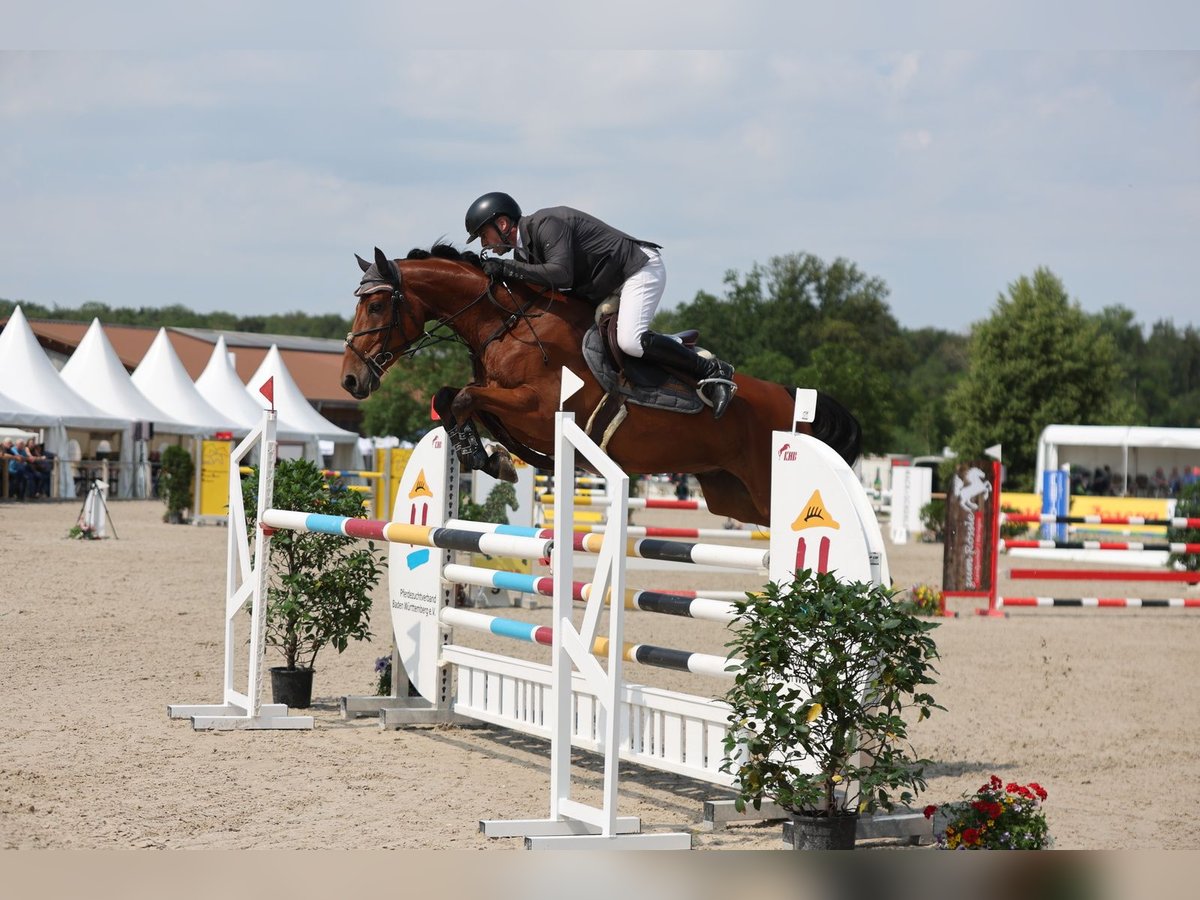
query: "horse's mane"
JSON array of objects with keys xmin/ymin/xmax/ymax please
[{"xmin": 406, "ymin": 242, "xmax": 483, "ymax": 269}]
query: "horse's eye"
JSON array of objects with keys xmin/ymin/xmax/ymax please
[{"xmin": 368, "ymin": 299, "xmax": 384, "ymax": 316}]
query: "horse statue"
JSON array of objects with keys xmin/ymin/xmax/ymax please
[{"xmin": 342, "ymin": 245, "xmax": 861, "ymax": 526}]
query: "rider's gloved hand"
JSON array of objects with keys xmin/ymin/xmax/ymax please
[{"xmin": 482, "ymin": 258, "xmax": 508, "ymax": 280}]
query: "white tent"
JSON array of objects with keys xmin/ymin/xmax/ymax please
[
  {"xmin": 246, "ymin": 345, "xmax": 359, "ymax": 467},
  {"xmin": 1, "ymin": 387, "xmax": 57, "ymax": 428},
  {"xmin": 131, "ymin": 329, "xmax": 240, "ymax": 437},
  {"xmin": 1035, "ymin": 424, "xmax": 1200, "ymax": 495},
  {"xmin": 61, "ymin": 319, "xmax": 205, "ymax": 497},
  {"xmin": 0, "ymin": 306, "xmax": 130, "ymax": 497},
  {"xmin": 194, "ymin": 336, "xmax": 310, "ymax": 444}
]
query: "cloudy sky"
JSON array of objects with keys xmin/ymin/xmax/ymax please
[{"xmin": 3, "ymin": 3, "xmax": 1197, "ymax": 334}]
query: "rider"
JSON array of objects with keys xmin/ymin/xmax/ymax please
[{"xmin": 464, "ymin": 191, "xmax": 736, "ymax": 419}]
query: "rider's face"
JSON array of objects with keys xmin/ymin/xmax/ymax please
[{"xmin": 479, "ymin": 218, "xmax": 514, "ymax": 255}]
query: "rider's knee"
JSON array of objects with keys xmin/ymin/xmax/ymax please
[{"xmin": 616, "ymin": 329, "xmax": 646, "ymax": 358}]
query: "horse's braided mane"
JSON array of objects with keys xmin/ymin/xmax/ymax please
[{"xmin": 406, "ymin": 242, "xmax": 483, "ymax": 269}]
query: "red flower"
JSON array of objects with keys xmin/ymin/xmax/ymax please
[
  {"xmin": 1006, "ymin": 781, "xmax": 1020, "ymax": 793},
  {"xmin": 989, "ymin": 775, "xmax": 1002, "ymax": 789},
  {"xmin": 961, "ymin": 827, "xmax": 981, "ymax": 846},
  {"xmin": 1030, "ymin": 782, "xmax": 1048, "ymax": 800},
  {"xmin": 923, "ymin": 805, "xmax": 938, "ymax": 819}
]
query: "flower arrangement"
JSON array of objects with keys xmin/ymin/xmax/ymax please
[
  {"xmin": 924, "ymin": 775, "xmax": 1051, "ymax": 849},
  {"xmin": 374, "ymin": 655, "xmax": 392, "ymax": 696},
  {"xmin": 898, "ymin": 583, "xmax": 944, "ymax": 617},
  {"xmin": 68, "ymin": 523, "xmax": 98, "ymax": 540}
]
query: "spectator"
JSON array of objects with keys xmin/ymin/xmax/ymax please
[
  {"xmin": 4, "ymin": 438, "xmax": 32, "ymax": 500},
  {"xmin": 27, "ymin": 441, "xmax": 53, "ymax": 498},
  {"xmin": 1168, "ymin": 467, "xmax": 1183, "ymax": 496},
  {"xmin": 672, "ymin": 473, "xmax": 690, "ymax": 501}
]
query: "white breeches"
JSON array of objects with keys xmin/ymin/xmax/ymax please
[{"xmin": 615, "ymin": 248, "xmax": 666, "ymax": 357}]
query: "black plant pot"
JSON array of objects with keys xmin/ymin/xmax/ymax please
[
  {"xmin": 785, "ymin": 812, "xmax": 859, "ymax": 850},
  {"xmin": 270, "ymin": 666, "xmax": 315, "ymax": 708}
]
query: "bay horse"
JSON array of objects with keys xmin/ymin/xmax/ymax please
[{"xmin": 342, "ymin": 245, "xmax": 861, "ymax": 526}]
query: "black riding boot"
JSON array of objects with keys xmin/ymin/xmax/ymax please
[{"xmin": 639, "ymin": 332, "xmax": 736, "ymax": 420}]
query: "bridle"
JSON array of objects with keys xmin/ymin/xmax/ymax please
[
  {"xmin": 345, "ymin": 263, "xmax": 551, "ymax": 390},
  {"xmin": 344, "ymin": 279, "xmax": 413, "ymax": 391}
]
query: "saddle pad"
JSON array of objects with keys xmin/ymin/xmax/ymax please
[{"xmin": 581, "ymin": 326, "xmax": 704, "ymax": 415}]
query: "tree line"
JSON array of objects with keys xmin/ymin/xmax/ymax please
[{"xmin": 6, "ymin": 255, "xmax": 1198, "ymax": 490}]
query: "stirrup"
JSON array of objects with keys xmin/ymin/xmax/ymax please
[{"xmin": 695, "ymin": 378, "xmax": 737, "ymax": 405}]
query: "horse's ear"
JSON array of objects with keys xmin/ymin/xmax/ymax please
[
  {"xmin": 374, "ymin": 247, "xmax": 401, "ymax": 288},
  {"xmin": 356, "ymin": 253, "xmax": 371, "ymax": 273}
]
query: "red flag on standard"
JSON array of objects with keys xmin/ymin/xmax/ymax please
[{"xmin": 259, "ymin": 377, "xmax": 275, "ymax": 406}]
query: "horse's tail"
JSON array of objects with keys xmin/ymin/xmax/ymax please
[{"xmin": 793, "ymin": 388, "xmax": 862, "ymax": 467}]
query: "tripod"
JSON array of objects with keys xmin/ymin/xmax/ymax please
[{"xmin": 77, "ymin": 476, "xmax": 119, "ymax": 540}]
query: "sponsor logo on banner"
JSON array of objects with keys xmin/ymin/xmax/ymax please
[{"xmin": 942, "ymin": 461, "xmax": 998, "ymax": 595}]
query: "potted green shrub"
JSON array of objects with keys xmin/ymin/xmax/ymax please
[
  {"xmin": 159, "ymin": 445, "xmax": 195, "ymax": 524},
  {"xmin": 721, "ymin": 569, "xmax": 943, "ymax": 849},
  {"xmin": 241, "ymin": 460, "xmax": 386, "ymax": 708}
]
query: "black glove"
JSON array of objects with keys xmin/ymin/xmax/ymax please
[{"xmin": 482, "ymin": 258, "xmax": 508, "ymax": 280}]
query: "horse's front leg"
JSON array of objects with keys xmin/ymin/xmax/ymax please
[
  {"xmin": 449, "ymin": 384, "xmax": 544, "ymax": 483},
  {"xmin": 434, "ymin": 385, "xmax": 536, "ymax": 483},
  {"xmin": 431, "ymin": 386, "xmax": 502, "ymax": 480}
]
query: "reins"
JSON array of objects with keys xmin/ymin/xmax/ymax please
[{"xmin": 345, "ymin": 264, "xmax": 554, "ymax": 389}]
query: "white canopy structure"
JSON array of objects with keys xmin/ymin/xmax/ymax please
[
  {"xmin": 61, "ymin": 319, "xmax": 207, "ymax": 497},
  {"xmin": 131, "ymin": 329, "xmax": 240, "ymax": 437},
  {"xmin": 1035, "ymin": 424, "xmax": 1200, "ymax": 495},
  {"xmin": 246, "ymin": 345, "xmax": 359, "ymax": 466},
  {"xmin": 1, "ymin": 387, "xmax": 57, "ymax": 428},
  {"xmin": 194, "ymin": 336, "xmax": 309, "ymax": 444},
  {"xmin": 0, "ymin": 306, "xmax": 130, "ymax": 497}
]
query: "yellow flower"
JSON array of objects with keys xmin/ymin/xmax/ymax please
[
  {"xmin": 805, "ymin": 703, "xmax": 823, "ymax": 722},
  {"xmin": 831, "ymin": 774, "xmax": 843, "ymax": 784}
]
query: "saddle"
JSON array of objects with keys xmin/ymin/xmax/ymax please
[{"xmin": 582, "ymin": 312, "xmax": 706, "ymax": 415}]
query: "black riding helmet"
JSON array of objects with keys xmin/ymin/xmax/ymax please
[{"xmin": 465, "ymin": 191, "xmax": 522, "ymax": 243}]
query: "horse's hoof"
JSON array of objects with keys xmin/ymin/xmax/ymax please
[{"xmin": 483, "ymin": 449, "xmax": 518, "ymax": 483}]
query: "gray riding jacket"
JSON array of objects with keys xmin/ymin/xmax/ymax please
[{"xmin": 506, "ymin": 206, "xmax": 661, "ymax": 303}]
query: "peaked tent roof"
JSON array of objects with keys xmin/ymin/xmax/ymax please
[
  {"xmin": 61, "ymin": 319, "xmax": 202, "ymax": 435},
  {"xmin": 195, "ymin": 336, "xmax": 309, "ymax": 441},
  {"xmin": 246, "ymin": 345, "xmax": 359, "ymax": 444},
  {"xmin": 0, "ymin": 306, "xmax": 128, "ymax": 430},
  {"xmin": 131, "ymin": 329, "xmax": 240, "ymax": 434}
]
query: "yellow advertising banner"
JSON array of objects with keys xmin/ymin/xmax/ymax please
[
  {"xmin": 1002, "ymin": 492, "xmax": 1171, "ymax": 534},
  {"xmin": 384, "ymin": 447, "xmax": 414, "ymax": 520},
  {"xmin": 199, "ymin": 440, "xmax": 232, "ymax": 518}
]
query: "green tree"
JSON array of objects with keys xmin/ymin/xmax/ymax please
[
  {"xmin": 948, "ymin": 267, "xmax": 1126, "ymax": 488},
  {"xmin": 654, "ymin": 253, "xmax": 908, "ymax": 452}
]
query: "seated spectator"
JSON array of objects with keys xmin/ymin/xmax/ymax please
[
  {"xmin": 27, "ymin": 441, "xmax": 53, "ymax": 498},
  {"xmin": 1152, "ymin": 467, "xmax": 1168, "ymax": 497},
  {"xmin": 1168, "ymin": 467, "xmax": 1183, "ymax": 496}
]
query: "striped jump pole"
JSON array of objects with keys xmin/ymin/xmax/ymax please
[
  {"xmin": 442, "ymin": 517, "xmax": 770, "ymax": 571},
  {"xmin": 260, "ymin": 510, "xmax": 553, "ymax": 560},
  {"xmin": 1000, "ymin": 513, "xmax": 1200, "ymax": 528},
  {"xmin": 1000, "ymin": 539, "xmax": 1200, "ymax": 553},
  {"xmin": 1009, "ymin": 568, "xmax": 1200, "ymax": 584},
  {"xmin": 442, "ymin": 563, "xmax": 741, "ymax": 624},
  {"xmin": 996, "ymin": 597, "xmax": 1200, "ymax": 609},
  {"xmin": 440, "ymin": 607, "xmax": 739, "ymax": 678},
  {"xmin": 539, "ymin": 493, "xmax": 710, "ymax": 512},
  {"xmin": 571, "ymin": 524, "xmax": 770, "ymax": 541}
]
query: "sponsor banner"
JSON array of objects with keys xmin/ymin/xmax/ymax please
[
  {"xmin": 1041, "ymin": 469, "xmax": 1069, "ymax": 542},
  {"xmin": 942, "ymin": 461, "xmax": 999, "ymax": 595}
]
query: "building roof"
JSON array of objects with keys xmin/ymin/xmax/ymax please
[{"xmin": 5, "ymin": 319, "xmax": 354, "ymax": 407}]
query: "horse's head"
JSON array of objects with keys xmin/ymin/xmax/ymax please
[{"xmin": 341, "ymin": 247, "xmax": 420, "ymax": 398}]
